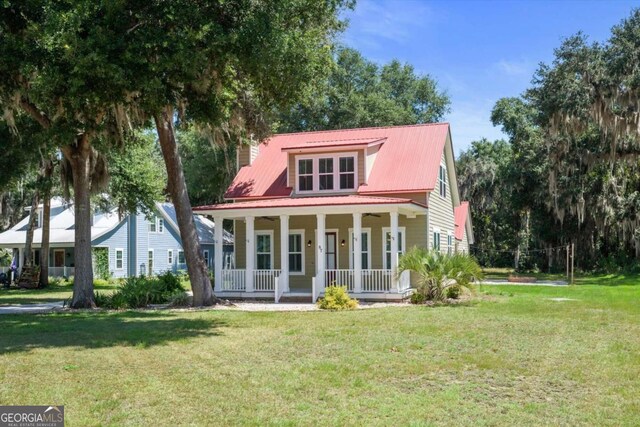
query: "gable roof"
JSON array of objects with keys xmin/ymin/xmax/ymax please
[
  {"xmin": 454, "ymin": 202, "xmax": 470, "ymax": 241},
  {"xmin": 225, "ymin": 123, "xmax": 451, "ymax": 199},
  {"xmin": 157, "ymin": 203, "xmax": 233, "ymax": 245}
]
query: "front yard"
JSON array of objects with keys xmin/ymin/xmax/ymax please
[{"xmin": 0, "ymin": 280, "xmax": 639, "ymax": 425}]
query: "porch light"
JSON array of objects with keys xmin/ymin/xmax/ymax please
[
  {"xmin": 307, "ymin": 240, "xmax": 312, "ymax": 247},
  {"xmin": 341, "ymin": 239, "xmax": 346, "ymax": 247}
]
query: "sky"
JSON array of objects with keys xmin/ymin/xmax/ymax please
[{"xmin": 341, "ymin": 0, "xmax": 640, "ymax": 155}]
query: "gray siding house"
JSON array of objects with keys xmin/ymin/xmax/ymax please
[{"xmin": 0, "ymin": 198, "xmax": 233, "ymax": 278}]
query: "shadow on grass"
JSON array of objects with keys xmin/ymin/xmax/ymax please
[
  {"xmin": 0, "ymin": 283, "xmax": 119, "ymax": 306},
  {"xmin": 0, "ymin": 310, "xmax": 225, "ymax": 354},
  {"xmin": 574, "ymin": 274, "xmax": 640, "ymax": 287}
]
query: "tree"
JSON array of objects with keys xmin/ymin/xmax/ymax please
[{"xmin": 278, "ymin": 47, "xmax": 451, "ymax": 132}]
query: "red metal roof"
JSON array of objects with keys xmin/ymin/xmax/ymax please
[
  {"xmin": 281, "ymin": 137, "xmax": 386, "ymax": 152},
  {"xmin": 224, "ymin": 123, "xmax": 450, "ymax": 199},
  {"xmin": 454, "ymin": 202, "xmax": 469, "ymax": 241},
  {"xmin": 194, "ymin": 195, "xmax": 425, "ymax": 211}
]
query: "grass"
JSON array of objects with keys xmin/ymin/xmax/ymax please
[
  {"xmin": 0, "ymin": 276, "xmax": 639, "ymax": 425},
  {"xmin": 0, "ymin": 280, "xmax": 118, "ymax": 306},
  {"xmin": 481, "ymin": 267, "xmax": 568, "ymax": 281}
]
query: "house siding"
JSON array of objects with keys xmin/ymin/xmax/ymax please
[
  {"xmin": 92, "ymin": 219, "xmax": 129, "ymax": 278},
  {"xmin": 428, "ymin": 151, "xmax": 456, "ymax": 253}
]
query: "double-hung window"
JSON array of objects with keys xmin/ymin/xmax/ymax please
[
  {"xmin": 167, "ymin": 249, "xmax": 174, "ymax": 266},
  {"xmin": 288, "ymin": 231, "xmax": 304, "ymax": 274},
  {"xmin": 149, "ymin": 215, "xmax": 157, "ymax": 232},
  {"xmin": 298, "ymin": 159, "xmax": 313, "ymax": 192},
  {"xmin": 447, "ymin": 233, "xmax": 453, "ymax": 255},
  {"xmin": 178, "ymin": 250, "xmax": 185, "ymax": 265},
  {"xmin": 439, "ymin": 165, "xmax": 447, "ymax": 198},
  {"xmin": 296, "ymin": 153, "xmax": 357, "ymax": 193},
  {"xmin": 349, "ymin": 229, "xmax": 371, "ymax": 270},
  {"xmin": 115, "ymin": 249, "xmax": 124, "ymax": 270},
  {"xmin": 203, "ymin": 250, "xmax": 210, "ymax": 267},
  {"xmin": 382, "ymin": 227, "xmax": 406, "ymax": 269},
  {"xmin": 433, "ymin": 229, "xmax": 441, "ymax": 251},
  {"xmin": 256, "ymin": 232, "xmax": 273, "ymax": 270}
]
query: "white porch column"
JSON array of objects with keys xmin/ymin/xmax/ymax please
[
  {"xmin": 279, "ymin": 215, "xmax": 289, "ymax": 292},
  {"xmin": 352, "ymin": 212, "xmax": 362, "ymax": 293},
  {"xmin": 213, "ymin": 217, "xmax": 224, "ymax": 293},
  {"xmin": 316, "ymin": 213, "xmax": 326, "ymax": 288},
  {"xmin": 390, "ymin": 211, "xmax": 399, "ymax": 292},
  {"xmin": 245, "ymin": 216, "xmax": 255, "ymax": 293}
]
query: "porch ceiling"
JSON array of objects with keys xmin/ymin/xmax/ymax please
[{"xmin": 194, "ymin": 195, "xmax": 427, "ymax": 219}]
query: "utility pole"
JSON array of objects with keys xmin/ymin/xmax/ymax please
[
  {"xmin": 566, "ymin": 244, "xmax": 570, "ymax": 281},
  {"xmin": 571, "ymin": 242, "xmax": 575, "ymax": 285}
]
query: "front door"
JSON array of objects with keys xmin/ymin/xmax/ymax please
[
  {"xmin": 53, "ymin": 250, "xmax": 65, "ymax": 267},
  {"xmin": 324, "ymin": 232, "xmax": 338, "ymax": 285}
]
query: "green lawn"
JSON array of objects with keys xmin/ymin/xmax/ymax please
[{"xmin": 1, "ymin": 280, "xmax": 639, "ymax": 425}]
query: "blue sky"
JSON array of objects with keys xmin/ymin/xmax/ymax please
[{"xmin": 341, "ymin": 0, "xmax": 639, "ymax": 154}]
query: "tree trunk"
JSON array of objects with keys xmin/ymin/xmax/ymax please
[
  {"xmin": 39, "ymin": 159, "xmax": 54, "ymax": 288},
  {"xmin": 154, "ymin": 107, "xmax": 214, "ymax": 306},
  {"xmin": 63, "ymin": 135, "xmax": 95, "ymax": 308},
  {"xmin": 23, "ymin": 190, "xmax": 40, "ymax": 267}
]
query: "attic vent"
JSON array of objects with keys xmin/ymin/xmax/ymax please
[{"xmin": 236, "ymin": 144, "xmax": 259, "ymax": 169}]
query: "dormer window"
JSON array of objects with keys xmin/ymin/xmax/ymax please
[{"xmin": 296, "ymin": 153, "xmax": 357, "ymax": 193}]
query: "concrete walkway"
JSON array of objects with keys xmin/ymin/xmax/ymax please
[
  {"xmin": 0, "ymin": 301, "xmax": 65, "ymax": 315},
  {"xmin": 478, "ymin": 279, "xmax": 568, "ymax": 286}
]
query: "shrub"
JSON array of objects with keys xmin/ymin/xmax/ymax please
[
  {"xmin": 94, "ymin": 272, "xmax": 185, "ymax": 309},
  {"xmin": 446, "ymin": 285, "xmax": 461, "ymax": 299},
  {"xmin": 167, "ymin": 290, "xmax": 190, "ymax": 307},
  {"xmin": 94, "ymin": 291, "xmax": 113, "ymax": 308},
  {"xmin": 410, "ymin": 291, "xmax": 426, "ymax": 304},
  {"xmin": 93, "ymin": 278, "xmax": 111, "ymax": 288},
  {"xmin": 317, "ymin": 286, "xmax": 358, "ymax": 310}
]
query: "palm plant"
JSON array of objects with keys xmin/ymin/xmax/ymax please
[{"xmin": 397, "ymin": 247, "xmax": 484, "ymax": 302}]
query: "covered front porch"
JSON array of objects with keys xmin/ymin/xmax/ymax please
[{"xmin": 200, "ymin": 196, "xmax": 428, "ymax": 302}]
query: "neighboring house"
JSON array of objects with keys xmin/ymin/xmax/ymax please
[
  {"xmin": 0, "ymin": 198, "xmax": 233, "ymax": 278},
  {"xmin": 195, "ymin": 123, "xmax": 474, "ymax": 301}
]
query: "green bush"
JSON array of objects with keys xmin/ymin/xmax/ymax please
[
  {"xmin": 446, "ymin": 285, "xmax": 461, "ymax": 299},
  {"xmin": 410, "ymin": 291, "xmax": 426, "ymax": 304},
  {"xmin": 167, "ymin": 290, "xmax": 190, "ymax": 307},
  {"xmin": 94, "ymin": 272, "xmax": 185, "ymax": 309},
  {"xmin": 317, "ymin": 286, "xmax": 358, "ymax": 310},
  {"xmin": 93, "ymin": 278, "xmax": 111, "ymax": 288}
]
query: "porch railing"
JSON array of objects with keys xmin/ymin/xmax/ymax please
[
  {"xmin": 398, "ymin": 270, "xmax": 411, "ymax": 292},
  {"xmin": 361, "ymin": 269, "xmax": 393, "ymax": 292},
  {"xmin": 254, "ymin": 269, "xmax": 281, "ymax": 291},
  {"xmin": 325, "ymin": 269, "xmax": 354, "ymax": 292},
  {"xmin": 221, "ymin": 269, "xmax": 246, "ymax": 291},
  {"xmin": 48, "ymin": 267, "xmax": 75, "ymax": 278}
]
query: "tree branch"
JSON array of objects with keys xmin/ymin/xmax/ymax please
[{"xmin": 19, "ymin": 97, "xmax": 51, "ymax": 129}]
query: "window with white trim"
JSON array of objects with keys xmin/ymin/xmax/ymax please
[
  {"xmin": 288, "ymin": 231, "xmax": 304, "ymax": 274},
  {"xmin": 382, "ymin": 227, "xmax": 406, "ymax": 269},
  {"xmin": 148, "ymin": 250, "xmax": 154, "ymax": 275},
  {"xmin": 203, "ymin": 250, "xmax": 209, "ymax": 267},
  {"xmin": 447, "ymin": 232, "xmax": 453, "ymax": 255},
  {"xmin": 298, "ymin": 159, "xmax": 313, "ymax": 191},
  {"xmin": 158, "ymin": 218, "xmax": 164, "ymax": 233},
  {"xmin": 167, "ymin": 249, "xmax": 174, "ymax": 266},
  {"xmin": 149, "ymin": 215, "xmax": 157, "ymax": 233},
  {"xmin": 35, "ymin": 210, "xmax": 42, "ymax": 228},
  {"xmin": 178, "ymin": 250, "xmax": 185, "ymax": 265},
  {"xmin": 349, "ymin": 228, "xmax": 371, "ymax": 270},
  {"xmin": 433, "ymin": 229, "xmax": 441, "ymax": 251},
  {"xmin": 115, "ymin": 249, "xmax": 124, "ymax": 270},
  {"xmin": 256, "ymin": 232, "xmax": 273, "ymax": 270},
  {"xmin": 296, "ymin": 153, "xmax": 357, "ymax": 193},
  {"xmin": 339, "ymin": 157, "xmax": 355, "ymax": 189},
  {"xmin": 439, "ymin": 165, "xmax": 447, "ymax": 198}
]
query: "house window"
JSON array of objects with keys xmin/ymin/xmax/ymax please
[
  {"xmin": 256, "ymin": 232, "xmax": 273, "ymax": 270},
  {"xmin": 149, "ymin": 215, "xmax": 157, "ymax": 233},
  {"xmin": 439, "ymin": 165, "xmax": 447, "ymax": 198},
  {"xmin": 115, "ymin": 249, "xmax": 123, "ymax": 270},
  {"xmin": 382, "ymin": 227, "xmax": 406, "ymax": 269},
  {"xmin": 339, "ymin": 157, "xmax": 355, "ymax": 190},
  {"xmin": 447, "ymin": 233, "xmax": 453, "ymax": 255},
  {"xmin": 158, "ymin": 218, "xmax": 164, "ymax": 233},
  {"xmin": 35, "ymin": 210, "xmax": 42, "ymax": 228},
  {"xmin": 178, "ymin": 250, "xmax": 185, "ymax": 265},
  {"xmin": 318, "ymin": 158, "xmax": 334, "ymax": 190},
  {"xmin": 349, "ymin": 229, "xmax": 371, "ymax": 269},
  {"xmin": 148, "ymin": 250, "xmax": 154, "ymax": 275},
  {"xmin": 167, "ymin": 249, "xmax": 173, "ymax": 266},
  {"xmin": 296, "ymin": 153, "xmax": 357, "ymax": 193},
  {"xmin": 288, "ymin": 231, "xmax": 304, "ymax": 274},
  {"xmin": 433, "ymin": 229, "xmax": 441, "ymax": 251},
  {"xmin": 203, "ymin": 250, "xmax": 210, "ymax": 267},
  {"xmin": 298, "ymin": 159, "xmax": 313, "ymax": 192}
]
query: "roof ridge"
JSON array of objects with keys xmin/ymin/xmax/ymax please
[
  {"xmin": 303, "ymin": 136, "xmax": 387, "ymax": 143},
  {"xmin": 269, "ymin": 122, "xmax": 450, "ymax": 138}
]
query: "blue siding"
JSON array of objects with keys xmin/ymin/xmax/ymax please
[
  {"xmin": 93, "ymin": 219, "xmax": 129, "ymax": 278},
  {"xmin": 140, "ymin": 212, "xmax": 184, "ymax": 275}
]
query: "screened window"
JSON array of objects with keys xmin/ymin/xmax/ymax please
[
  {"xmin": 383, "ymin": 228, "xmax": 406, "ymax": 269},
  {"xmin": 167, "ymin": 249, "xmax": 174, "ymax": 266},
  {"xmin": 158, "ymin": 218, "xmax": 164, "ymax": 233},
  {"xmin": 289, "ymin": 233, "xmax": 303, "ymax": 273},
  {"xmin": 439, "ymin": 165, "xmax": 447, "ymax": 198},
  {"xmin": 339, "ymin": 157, "xmax": 355, "ymax": 189},
  {"xmin": 149, "ymin": 215, "xmax": 157, "ymax": 233},
  {"xmin": 178, "ymin": 250, "xmax": 185, "ymax": 264},
  {"xmin": 115, "ymin": 249, "xmax": 123, "ymax": 270},
  {"xmin": 350, "ymin": 230, "xmax": 370, "ymax": 269},
  {"xmin": 298, "ymin": 159, "xmax": 313, "ymax": 191},
  {"xmin": 256, "ymin": 233, "xmax": 272, "ymax": 269}
]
